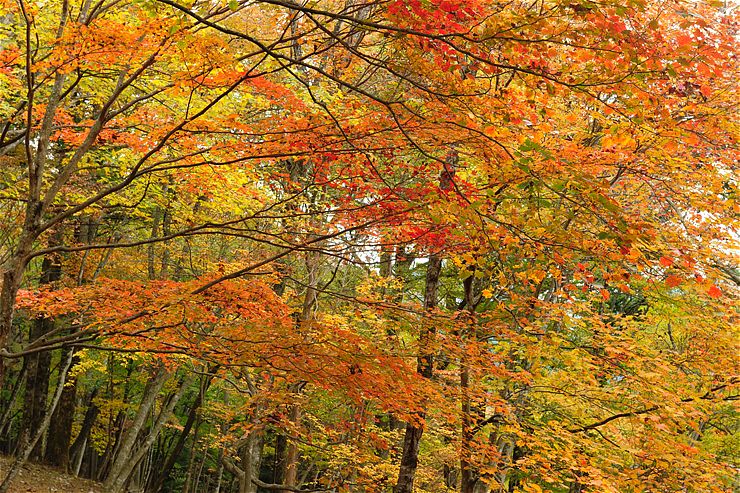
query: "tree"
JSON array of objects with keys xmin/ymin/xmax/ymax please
[{"xmin": 0, "ymin": 0, "xmax": 737, "ymax": 490}]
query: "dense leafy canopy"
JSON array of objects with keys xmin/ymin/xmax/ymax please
[{"xmin": 0, "ymin": 0, "xmax": 737, "ymax": 491}]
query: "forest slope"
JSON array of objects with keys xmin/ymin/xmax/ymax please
[{"xmin": 0, "ymin": 456, "xmax": 101, "ymax": 493}]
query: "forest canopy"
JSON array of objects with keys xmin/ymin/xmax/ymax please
[{"xmin": 0, "ymin": 0, "xmax": 737, "ymax": 491}]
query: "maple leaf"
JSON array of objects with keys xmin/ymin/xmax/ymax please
[
  {"xmin": 665, "ymin": 275, "xmax": 683, "ymax": 287},
  {"xmin": 707, "ymin": 284, "xmax": 722, "ymax": 298}
]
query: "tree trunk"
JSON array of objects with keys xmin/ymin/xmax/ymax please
[
  {"xmin": 19, "ymin": 318, "xmax": 52, "ymax": 458},
  {"xmin": 277, "ymin": 404, "xmax": 300, "ymax": 493},
  {"xmin": 214, "ymin": 392, "xmax": 229, "ymax": 493},
  {"xmin": 160, "ymin": 207, "xmax": 172, "ymax": 280},
  {"xmin": 19, "ymin": 250, "xmax": 62, "ymax": 459},
  {"xmin": 460, "ymin": 362, "xmax": 475, "ymax": 493},
  {"xmin": 105, "ymin": 371, "xmax": 191, "ymax": 493},
  {"xmin": 69, "ymin": 388, "xmax": 99, "ymax": 475},
  {"xmin": 393, "ymin": 254, "xmax": 442, "ymax": 493},
  {"xmin": 221, "ymin": 398, "xmax": 266, "ymax": 493},
  {"xmin": 0, "ymin": 196, "xmax": 47, "ymax": 379},
  {"xmin": 148, "ymin": 207, "xmax": 162, "ymax": 281},
  {"xmin": 0, "ymin": 261, "xmax": 25, "ymax": 377},
  {"xmin": 151, "ymin": 374, "xmax": 210, "ymax": 492},
  {"xmin": 193, "ymin": 442, "xmax": 209, "ymax": 493},
  {"xmin": 45, "ymin": 348, "xmax": 78, "ymax": 468},
  {"xmin": 44, "ymin": 217, "xmax": 99, "ymax": 467},
  {"xmin": 213, "ymin": 449, "xmax": 225, "ymax": 493},
  {"xmin": 460, "ymin": 274, "xmax": 477, "ymax": 493},
  {"xmin": 273, "ymin": 249, "xmax": 318, "ymax": 491},
  {"xmin": 239, "ymin": 429, "xmax": 263, "ymax": 493},
  {"xmin": 0, "ymin": 359, "xmax": 26, "ymax": 449},
  {"xmin": 97, "ymin": 358, "xmax": 136, "ymax": 480},
  {"xmin": 103, "ymin": 365, "xmax": 170, "ymax": 491},
  {"xmin": 182, "ymin": 411, "xmax": 202, "ymax": 493},
  {"xmin": 0, "ymin": 350, "xmax": 74, "ymax": 493}
]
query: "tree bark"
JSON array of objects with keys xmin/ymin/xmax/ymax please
[
  {"xmin": 0, "ymin": 359, "xmax": 26, "ymax": 448},
  {"xmin": 273, "ymin": 249, "xmax": 317, "ymax": 491},
  {"xmin": 0, "ymin": 230, "xmax": 39, "ymax": 379},
  {"xmin": 151, "ymin": 374, "xmax": 210, "ymax": 492},
  {"xmin": 18, "ymin": 247, "xmax": 62, "ymax": 459},
  {"xmin": 460, "ymin": 362, "xmax": 474, "ymax": 493},
  {"xmin": 0, "ymin": 350, "xmax": 74, "ymax": 493},
  {"xmin": 239, "ymin": 429, "xmax": 264, "ymax": 493},
  {"xmin": 44, "ymin": 348, "xmax": 78, "ymax": 468},
  {"xmin": 68, "ymin": 387, "xmax": 99, "ymax": 474},
  {"xmin": 105, "ymin": 371, "xmax": 192, "ymax": 493},
  {"xmin": 97, "ymin": 359, "xmax": 135, "ymax": 481},
  {"xmin": 460, "ymin": 274, "xmax": 477, "ymax": 493},
  {"xmin": 182, "ymin": 410, "xmax": 202, "ymax": 493},
  {"xmin": 19, "ymin": 317, "xmax": 52, "ymax": 458},
  {"xmin": 393, "ymin": 254, "xmax": 442, "ymax": 493},
  {"xmin": 103, "ymin": 365, "xmax": 170, "ymax": 491},
  {"xmin": 277, "ymin": 403, "xmax": 301, "ymax": 493}
]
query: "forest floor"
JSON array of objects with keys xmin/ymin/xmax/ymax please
[{"xmin": 0, "ymin": 456, "xmax": 102, "ymax": 492}]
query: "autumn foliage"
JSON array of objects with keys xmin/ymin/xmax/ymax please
[{"xmin": 0, "ymin": 0, "xmax": 737, "ymax": 491}]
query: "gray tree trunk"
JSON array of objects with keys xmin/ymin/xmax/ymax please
[
  {"xmin": 103, "ymin": 365, "xmax": 170, "ymax": 492},
  {"xmin": 239, "ymin": 429, "xmax": 264, "ymax": 493}
]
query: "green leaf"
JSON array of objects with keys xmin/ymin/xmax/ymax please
[{"xmin": 519, "ymin": 139, "xmax": 539, "ymax": 152}]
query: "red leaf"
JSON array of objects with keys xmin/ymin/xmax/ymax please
[
  {"xmin": 659, "ymin": 256, "xmax": 674, "ymax": 267},
  {"xmin": 438, "ymin": 0, "xmax": 457, "ymax": 12},
  {"xmin": 707, "ymin": 284, "xmax": 722, "ymax": 298}
]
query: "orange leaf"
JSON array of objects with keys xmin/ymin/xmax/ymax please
[
  {"xmin": 707, "ymin": 284, "xmax": 722, "ymax": 298},
  {"xmin": 676, "ymin": 33, "xmax": 693, "ymax": 46},
  {"xmin": 659, "ymin": 256, "xmax": 674, "ymax": 267},
  {"xmin": 665, "ymin": 275, "xmax": 682, "ymax": 287}
]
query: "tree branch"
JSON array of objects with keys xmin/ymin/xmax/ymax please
[{"xmin": 567, "ymin": 406, "xmax": 659, "ymax": 433}]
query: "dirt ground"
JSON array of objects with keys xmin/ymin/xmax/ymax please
[{"xmin": 0, "ymin": 456, "xmax": 102, "ymax": 493}]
